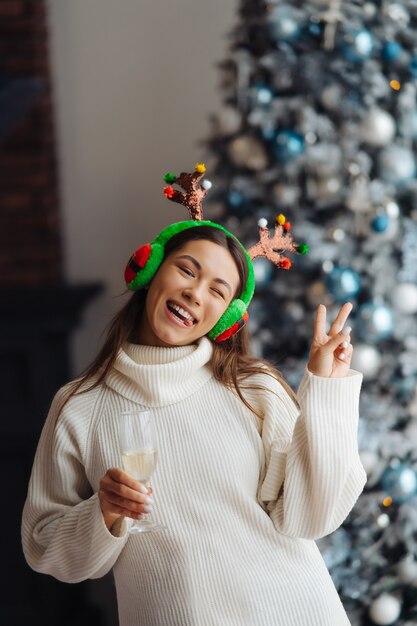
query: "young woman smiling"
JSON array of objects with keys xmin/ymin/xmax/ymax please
[{"xmin": 22, "ymin": 214, "xmax": 365, "ymax": 626}]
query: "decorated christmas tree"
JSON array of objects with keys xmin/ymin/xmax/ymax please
[{"xmin": 206, "ymin": 1, "xmax": 417, "ymax": 624}]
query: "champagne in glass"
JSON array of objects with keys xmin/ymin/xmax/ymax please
[{"xmin": 119, "ymin": 409, "xmax": 165, "ymax": 533}]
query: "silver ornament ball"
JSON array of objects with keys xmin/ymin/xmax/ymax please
[
  {"xmin": 378, "ymin": 145, "xmax": 416, "ymax": 185},
  {"xmin": 376, "ymin": 513, "xmax": 390, "ymax": 529},
  {"xmin": 360, "ymin": 109, "xmax": 396, "ymax": 147},
  {"xmin": 272, "ymin": 183, "xmax": 300, "ymax": 207},
  {"xmin": 392, "ymin": 283, "xmax": 417, "ymax": 314},
  {"xmin": 228, "ymin": 136, "xmax": 268, "ymax": 171},
  {"xmin": 398, "ymin": 558, "xmax": 417, "ymax": 585},
  {"xmin": 215, "ymin": 106, "xmax": 242, "ymax": 135},
  {"xmin": 368, "ymin": 594, "xmax": 401, "ymax": 625},
  {"xmin": 359, "ymin": 449, "xmax": 378, "ymax": 475},
  {"xmin": 350, "ymin": 344, "xmax": 381, "ymax": 379}
]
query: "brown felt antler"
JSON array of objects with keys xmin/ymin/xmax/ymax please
[
  {"xmin": 247, "ymin": 215, "xmax": 309, "ymax": 269},
  {"xmin": 163, "ymin": 163, "xmax": 212, "ymax": 221}
]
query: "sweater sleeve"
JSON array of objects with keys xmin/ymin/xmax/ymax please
[
  {"xmin": 258, "ymin": 368, "xmax": 367, "ymax": 540},
  {"xmin": 21, "ymin": 387, "xmax": 130, "ymax": 583}
]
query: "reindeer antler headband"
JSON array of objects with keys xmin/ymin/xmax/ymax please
[
  {"xmin": 124, "ymin": 163, "xmax": 308, "ymax": 343},
  {"xmin": 163, "ymin": 162, "xmax": 309, "ymax": 270}
]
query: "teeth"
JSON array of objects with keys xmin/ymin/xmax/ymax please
[{"xmin": 170, "ymin": 303, "xmax": 195, "ymax": 323}]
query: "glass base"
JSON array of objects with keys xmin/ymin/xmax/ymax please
[{"xmin": 129, "ymin": 519, "xmax": 166, "ymax": 534}]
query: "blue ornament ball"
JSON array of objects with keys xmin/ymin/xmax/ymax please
[
  {"xmin": 253, "ymin": 258, "xmax": 273, "ymax": 288},
  {"xmin": 381, "ymin": 41, "xmax": 402, "ymax": 62},
  {"xmin": 305, "ymin": 20, "xmax": 322, "ymax": 39},
  {"xmin": 261, "ymin": 126, "xmax": 276, "ymax": 141},
  {"xmin": 325, "ymin": 266, "xmax": 361, "ymax": 302},
  {"xmin": 371, "ymin": 215, "xmax": 390, "ymax": 233},
  {"xmin": 378, "ymin": 145, "xmax": 416, "ymax": 185},
  {"xmin": 340, "ymin": 28, "xmax": 375, "ymax": 62},
  {"xmin": 273, "ymin": 129, "xmax": 305, "ymax": 163},
  {"xmin": 227, "ymin": 190, "xmax": 244, "ymax": 208},
  {"xmin": 267, "ymin": 5, "xmax": 301, "ymax": 42},
  {"xmin": 382, "ymin": 464, "xmax": 417, "ymax": 503},
  {"xmin": 251, "ymin": 84, "xmax": 274, "ymax": 107},
  {"xmin": 356, "ymin": 302, "xmax": 394, "ymax": 343}
]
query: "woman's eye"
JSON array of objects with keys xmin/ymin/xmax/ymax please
[
  {"xmin": 180, "ymin": 266, "xmax": 194, "ymax": 277},
  {"xmin": 212, "ymin": 288, "xmax": 225, "ymax": 299}
]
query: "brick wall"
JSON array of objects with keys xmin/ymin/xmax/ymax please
[{"xmin": 0, "ymin": 0, "xmax": 62, "ymax": 286}]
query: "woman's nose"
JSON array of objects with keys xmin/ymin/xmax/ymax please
[{"xmin": 182, "ymin": 284, "xmax": 202, "ymax": 306}]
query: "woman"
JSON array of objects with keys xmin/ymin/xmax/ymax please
[{"xmin": 22, "ymin": 207, "xmax": 366, "ymax": 626}]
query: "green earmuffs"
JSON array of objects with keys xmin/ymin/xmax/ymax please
[{"xmin": 124, "ymin": 220, "xmax": 255, "ymax": 343}]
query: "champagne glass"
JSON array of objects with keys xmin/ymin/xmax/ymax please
[{"xmin": 119, "ymin": 409, "xmax": 165, "ymax": 533}]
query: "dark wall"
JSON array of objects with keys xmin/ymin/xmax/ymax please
[{"xmin": 0, "ymin": 2, "xmax": 106, "ymax": 624}]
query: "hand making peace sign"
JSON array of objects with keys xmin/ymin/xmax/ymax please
[{"xmin": 307, "ymin": 302, "xmax": 353, "ymax": 378}]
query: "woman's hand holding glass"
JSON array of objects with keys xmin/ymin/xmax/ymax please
[{"xmin": 99, "ymin": 467, "xmax": 154, "ymax": 532}]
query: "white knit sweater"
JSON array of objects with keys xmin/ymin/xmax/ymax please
[{"xmin": 22, "ymin": 337, "xmax": 366, "ymax": 626}]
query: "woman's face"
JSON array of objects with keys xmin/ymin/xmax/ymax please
[{"xmin": 136, "ymin": 239, "xmax": 241, "ymax": 347}]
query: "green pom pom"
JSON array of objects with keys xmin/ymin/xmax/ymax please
[
  {"xmin": 163, "ymin": 172, "xmax": 176, "ymax": 183},
  {"xmin": 296, "ymin": 243, "xmax": 309, "ymax": 255}
]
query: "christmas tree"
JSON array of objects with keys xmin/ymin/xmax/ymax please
[{"xmin": 206, "ymin": 1, "xmax": 417, "ymax": 624}]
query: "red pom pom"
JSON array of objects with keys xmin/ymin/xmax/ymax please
[
  {"xmin": 134, "ymin": 243, "xmax": 152, "ymax": 268},
  {"xmin": 283, "ymin": 221, "xmax": 291, "ymax": 231},
  {"xmin": 279, "ymin": 257, "xmax": 292, "ymax": 270},
  {"xmin": 163, "ymin": 185, "xmax": 175, "ymax": 199}
]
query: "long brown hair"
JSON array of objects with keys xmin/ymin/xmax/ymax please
[{"xmin": 60, "ymin": 226, "xmax": 296, "ymax": 416}]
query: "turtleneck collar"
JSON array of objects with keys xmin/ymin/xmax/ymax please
[{"xmin": 105, "ymin": 336, "xmax": 214, "ymax": 407}]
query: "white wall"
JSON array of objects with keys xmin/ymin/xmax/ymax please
[{"xmin": 47, "ymin": 0, "xmax": 237, "ymax": 375}]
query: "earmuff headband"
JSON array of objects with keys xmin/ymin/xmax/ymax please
[
  {"xmin": 125, "ymin": 163, "xmax": 308, "ymax": 342},
  {"xmin": 125, "ymin": 220, "xmax": 255, "ymax": 342}
]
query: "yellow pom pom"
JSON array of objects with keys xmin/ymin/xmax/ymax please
[
  {"xmin": 276, "ymin": 213, "xmax": 286, "ymax": 225},
  {"xmin": 195, "ymin": 162, "xmax": 206, "ymax": 174}
]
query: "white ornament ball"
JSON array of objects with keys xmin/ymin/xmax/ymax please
[
  {"xmin": 392, "ymin": 283, "xmax": 417, "ymax": 314},
  {"xmin": 350, "ymin": 344, "xmax": 381, "ymax": 380},
  {"xmin": 363, "ymin": 2, "xmax": 377, "ymax": 18},
  {"xmin": 321, "ymin": 84, "xmax": 343, "ymax": 111},
  {"xmin": 385, "ymin": 200, "xmax": 400, "ymax": 218},
  {"xmin": 398, "ymin": 558, "xmax": 417, "ymax": 584},
  {"xmin": 376, "ymin": 513, "xmax": 390, "ymax": 529},
  {"xmin": 258, "ymin": 218, "xmax": 268, "ymax": 228},
  {"xmin": 228, "ymin": 136, "xmax": 268, "ymax": 171},
  {"xmin": 215, "ymin": 106, "xmax": 242, "ymax": 135},
  {"xmin": 361, "ymin": 109, "xmax": 396, "ymax": 147},
  {"xmin": 378, "ymin": 145, "xmax": 416, "ymax": 185},
  {"xmin": 272, "ymin": 182, "xmax": 300, "ymax": 206},
  {"xmin": 369, "ymin": 594, "xmax": 401, "ymax": 625},
  {"xmin": 383, "ymin": 3, "xmax": 410, "ymax": 26},
  {"xmin": 317, "ymin": 175, "xmax": 342, "ymax": 198},
  {"xmin": 359, "ymin": 449, "xmax": 378, "ymax": 475}
]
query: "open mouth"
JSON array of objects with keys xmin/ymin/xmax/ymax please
[{"xmin": 166, "ymin": 300, "xmax": 197, "ymax": 327}]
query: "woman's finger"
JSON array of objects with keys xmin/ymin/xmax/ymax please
[
  {"xmin": 313, "ymin": 304, "xmax": 327, "ymax": 342},
  {"xmin": 101, "ymin": 481, "xmax": 147, "ymax": 505},
  {"xmin": 336, "ymin": 341, "xmax": 353, "ymax": 362},
  {"xmin": 328, "ymin": 302, "xmax": 353, "ymax": 336},
  {"xmin": 320, "ymin": 327, "xmax": 352, "ymax": 354},
  {"xmin": 99, "ymin": 488, "xmax": 153, "ymax": 516},
  {"xmin": 106, "ymin": 467, "xmax": 148, "ymax": 494}
]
